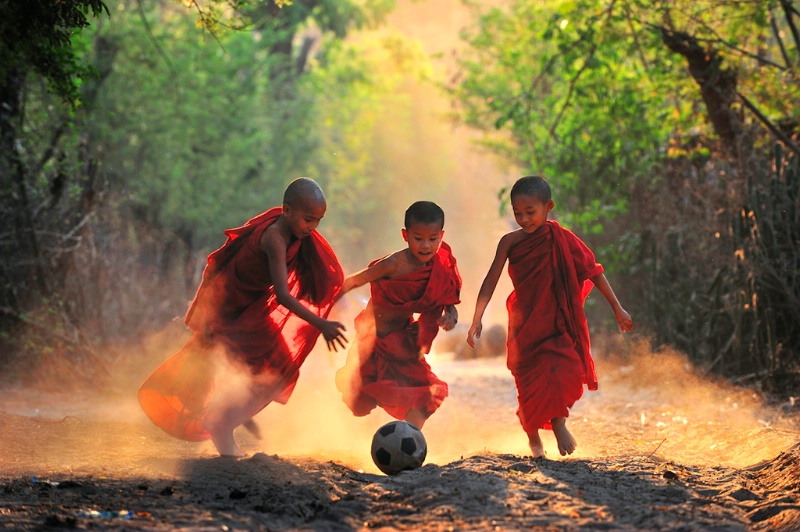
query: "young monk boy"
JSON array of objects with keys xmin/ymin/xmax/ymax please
[
  {"xmin": 467, "ymin": 175, "xmax": 632, "ymax": 458},
  {"xmin": 138, "ymin": 177, "xmax": 348, "ymax": 457},
  {"xmin": 334, "ymin": 201, "xmax": 462, "ymax": 429}
]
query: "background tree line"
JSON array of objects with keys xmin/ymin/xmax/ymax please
[
  {"xmin": 0, "ymin": 0, "xmax": 434, "ymax": 385},
  {"xmin": 452, "ymin": 0, "xmax": 799, "ymax": 393},
  {"xmin": 1, "ymin": 0, "xmax": 797, "ymax": 396}
]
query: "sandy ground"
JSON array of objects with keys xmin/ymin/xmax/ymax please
[{"xmin": 1, "ymin": 332, "xmax": 800, "ymax": 531}]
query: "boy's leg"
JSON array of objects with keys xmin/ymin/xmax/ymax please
[
  {"xmin": 207, "ymin": 384, "xmax": 273, "ymax": 456},
  {"xmin": 204, "ymin": 355, "xmax": 284, "ymax": 457},
  {"xmin": 205, "ymin": 390, "xmax": 248, "ymax": 456},
  {"xmin": 405, "ymin": 407, "xmax": 428, "ymax": 429},
  {"xmin": 242, "ymin": 418, "xmax": 262, "ymax": 439},
  {"xmin": 211, "ymin": 431, "xmax": 245, "ymax": 457},
  {"xmin": 551, "ymin": 417, "xmax": 577, "ymax": 456},
  {"xmin": 204, "ymin": 386, "xmax": 261, "ymax": 457},
  {"xmin": 527, "ymin": 429, "xmax": 545, "ymax": 458}
]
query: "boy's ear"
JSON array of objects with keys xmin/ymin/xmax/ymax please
[
  {"xmin": 401, "ymin": 228, "xmax": 409, "ymax": 242},
  {"xmin": 545, "ymin": 199, "xmax": 555, "ymax": 212}
]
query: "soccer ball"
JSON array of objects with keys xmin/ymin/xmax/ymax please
[{"xmin": 370, "ymin": 420, "xmax": 427, "ymax": 475}]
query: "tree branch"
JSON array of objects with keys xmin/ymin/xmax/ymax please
[
  {"xmin": 660, "ymin": 12, "xmax": 788, "ymax": 71},
  {"xmin": 32, "ymin": 124, "xmax": 66, "ymax": 176},
  {"xmin": 548, "ymin": 0, "xmax": 617, "ymax": 139},
  {"xmin": 781, "ymin": 0, "xmax": 800, "ymax": 61},
  {"xmin": 548, "ymin": 49, "xmax": 594, "ymax": 141},
  {"xmin": 135, "ymin": 0, "xmax": 176, "ymax": 76},
  {"xmin": 703, "ymin": 32, "xmax": 785, "ymax": 71},
  {"xmin": 770, "ymin": 4, "xmax": 793, "ymax": 69},
  {"xmin": 658, "ymin": 25, "xmax": 742, "ymax": 151},
  {"xmin": 183, "ymin": 0, "xmax": 226, "ymax": 49},
  {"xmin": 738, "ymin": 91, "xmax": 800, "ymax": 156}
]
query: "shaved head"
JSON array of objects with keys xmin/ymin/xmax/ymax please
[
  {"xmin": 405, "ymin": 201, "xmax": 444, "ymax": 229},
  {"xmin": 510, "ymin": 175, "xmax": 551, "ymax": 203},
  {"xmin": 283, "ymin": 177, "xmax": 326, "ymax": 208}
]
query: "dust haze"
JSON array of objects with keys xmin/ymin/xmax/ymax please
[
  {"xmin": 1, "ymin": 0, "xmax": 797, "ymax": 481},
  {"xmin": 2, "ymin": 321, "xmax": 797, "ymax": 479}
]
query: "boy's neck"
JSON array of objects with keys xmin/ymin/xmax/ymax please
[{"xmin": 275, "ymin": 216, "xmax": 297, "ymax": 244}]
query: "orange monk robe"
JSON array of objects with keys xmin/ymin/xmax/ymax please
[
  {"xmin": 138, "ymin": 207, "xmax": 344, "ymax": 441},
  {"xmin": 336, "ymin": 242, "xmax": 462, "ymax": 420},
  {"xmin": 506, "ymin": 220, "xmax": 602, "ymax": 433}
]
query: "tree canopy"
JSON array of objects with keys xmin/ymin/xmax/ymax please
[
  {"xmin": 452, "ymin": 0, "xmax": 800, "ymax": 388},
  {"xmin": 452, "ymin": 0, "xmax": 799, "ymax": 227},
  {"xmin": 1, "ymin": 0, "xmax": 798, "ymax": 392}
]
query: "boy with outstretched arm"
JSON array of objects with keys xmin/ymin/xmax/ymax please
[
  {"xmin": 467, "ymin": 176, "xmax": 632, "ymax": 458},
  {"xmin": 335, "ymin": 201, "xmax": 462, "ymax": 428},
  {"xmin": 138, "ymin": 177, "xmax": 347, "ymax": 457}
]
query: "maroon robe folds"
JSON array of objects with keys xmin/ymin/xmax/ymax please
[
  {"xmin": 138, "ymin": 207, "xmax": 343, "ymax": 441},
  {"xmin": 336, "ymin": 243, "xmax": 461, "ymax": 420},
  {"xmin": 506, "ymin": 220, "xmax": 602, "ymax": 433}
]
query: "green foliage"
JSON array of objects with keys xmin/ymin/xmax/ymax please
[
  {"xmin": 175, "ymin": 0, "xmax": 396, "ymax": 38},
  {"xmin": 454, "ymin": 1, "xmax": 671, "ymax": 231},
  {"xmin": 82, "ymin": 7, "xmax": 271, "ymax": 246},
  {"xmin": 0, "ymin": 0, "xmax": 109, "ymax": 103},
  {"xmin": 1, "ymin": 0, "xmax": 425, "ymax": 377},
  {"xmin": 453, "ymin": 0, "xmax": 800, "ymax": 388},
  {"xmin": 303, "ymin": 30, "xmax": 435, "ymax": 267},
  {"xmin": 58, "ymin": 0, "xmax": 419, "ymax": 255},
  {"xmin": 75, "ymin": 3, "xmax": 325, "ymax": 247},
  {"xmin": 452, "ymin": 0, "xmax": 800, "ymax": 232},
  {"xmin": 74, "ymin": 1, "xmax": 427, "ymax": 258}
]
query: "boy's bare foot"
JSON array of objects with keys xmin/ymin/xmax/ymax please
[
  {"xmin": 552, "ymin": 417, "xmax": 577, "ymax": 456},
  {"xmin": 211, "ymin": 432, "xmax": 245, "ymax": 457},
  {"xmin": 528, "ymin": 431, "xmax": 545, "ymax": 458}
]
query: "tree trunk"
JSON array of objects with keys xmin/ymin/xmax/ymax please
[
  {"xmin": 1, "ymin": 66, "xmax": 49, "ymax": 297},
  {"xmin": 660, "ymin": 27, "xmax": 744, "ymax": 156}
]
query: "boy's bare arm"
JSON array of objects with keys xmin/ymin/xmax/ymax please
[
  {"xmin": 337, "ymin": 253, "xmax": 400, "ymax": 300},
  {"xmin": 260, "ymin": 225, "xmax": 348, "ymax": 350},
  {"xmin": 467, "ymin": 233, "xmax": 516, "ymax": 346},
  {"xmin": 590, "ymin": 273, "xmax": 633, "ymax": 332}
]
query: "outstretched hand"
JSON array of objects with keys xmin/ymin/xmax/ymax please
[
  {"xmin": 438, "ymin": 305, "xmax": 458, "ymax": 331},
  {"xmin": 319, "ymin": 319, "xmax": 348, "ymax": 351},
  {"xmin": 466, "ymin": 321, "xmax": 482, "ymax": 348},
  {"xmin": 616, "ymin": 308, "xmax": 633, "ymax": 333}
]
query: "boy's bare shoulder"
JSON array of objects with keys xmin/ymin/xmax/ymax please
[
  {"xmin": 498, "ymin": 228, "xmax": 528, "ymax": 250},
  {"xmin": 259, "ymin": 220, "xmax": 290, "ymax": 251},
  {"xmin": 372, "ymin": 250, "xmax": 408, "ymax": 278}
]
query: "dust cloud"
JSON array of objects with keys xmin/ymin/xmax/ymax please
[
  {"xmin": 146, "ymin": 327, "xmax": 797, "ymax": 475},
  {"xmin": 226, "ymin": 333, "xmax": 798, "ymax": 474},
  {"xmin": 581, "ymin": 335, "xmax": 799, "ymax": 469},
  {"xmin": 1, "ymin": 318, "xmax": 798, "ymax": 479}
]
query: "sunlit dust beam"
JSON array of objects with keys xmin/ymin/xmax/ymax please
[{"xmin": 1, "ymin": 329, "xmax": 799, "ymax": 480}]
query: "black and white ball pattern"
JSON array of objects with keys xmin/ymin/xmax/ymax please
[{"xmin": 370, "ymin": 420, "xmax": 427, "ymax": 475}]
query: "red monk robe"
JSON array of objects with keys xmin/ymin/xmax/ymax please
[
  {"xmin": 506, "ymin": 220, "xmax": 602, "ymax": 434},
  {"xmin": 138, "ymin": 207, "xmax": 343, "ymax": 441},
  {"xmin": 336, "ymin": 242, "xmax": 461, "ymax": 420}
]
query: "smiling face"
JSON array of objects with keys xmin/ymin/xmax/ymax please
[
  {"xmin": 282, "ymin": 197, "xmax": 327, "ymax": 239},
  {"xmin": 402, "ymin": 221, "xmax": 444, "ymax": 264},
  {"xmin": 511, "ymin": 193, "xmax": 554, "ymax": 234}
]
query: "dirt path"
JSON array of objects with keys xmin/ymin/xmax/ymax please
[
  {"xmin": 1, "ymin": 342, "xmax": 799, "ymax": 530},
  {"xmin": 1, "ymin": 415, "xmax": 798, "ymax": 531}
]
